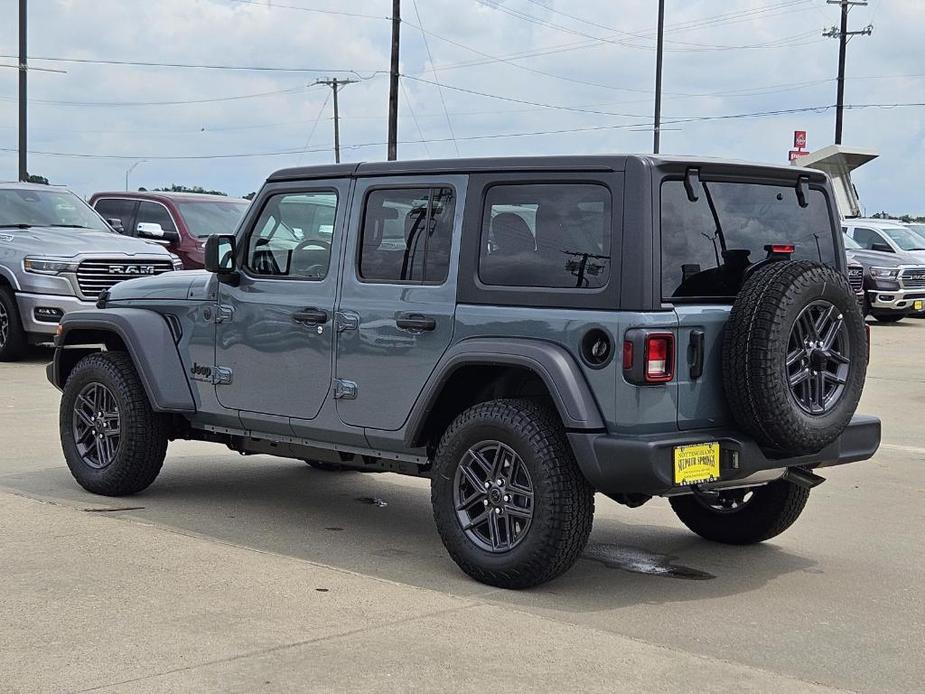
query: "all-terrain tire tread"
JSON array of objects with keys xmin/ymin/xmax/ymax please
[
  {"xmin": 432, "ymin": 398, "xmax": 594, "ymax": 589},
  {"xmin": 670, "ymin": 479, "xmax": 810, "ymax": 545},
  {"xmin": 60, "ymin": 351, "xmax": 168, "ymax": 496}
]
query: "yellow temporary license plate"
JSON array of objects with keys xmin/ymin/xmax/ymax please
[
  {"xmin": 673, "ymin": 442, "xmax": 720, "ymax": 485},
  {"xmin": 915, "ymin": 300, "xmax": 924, "ymax": 312}
]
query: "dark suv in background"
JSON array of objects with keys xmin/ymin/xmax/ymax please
[{"xmin": 90, "ymin": 191, "xmax": 250, "ymax": 269}]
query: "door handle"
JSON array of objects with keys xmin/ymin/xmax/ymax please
[
  {"xmin": 688, "ymin": 329, "xmax": 705, "ymax": 380},
  {"xmin": 395, "ymin": 314, "xmax": 436, "ymax": 332},
  {"xmin": 293, "ymin": 307, "xmax": 329, "ymax": 325}
]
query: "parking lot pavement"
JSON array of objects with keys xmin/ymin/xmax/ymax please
[{"xmin": 1, "ymin": 325, "xmax": 923, "ymax": 693}]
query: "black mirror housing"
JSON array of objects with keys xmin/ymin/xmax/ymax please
[
  {"xmin": 205, "ymin": 234, "xmax": 237, "ymax": 274},
  {"xmin": 871, "ymin": 242, "xmax": 894, "ymax": 253},
  {"xmin": 106, "ymin": 217, "xmax": 125, "ymax": 234}
]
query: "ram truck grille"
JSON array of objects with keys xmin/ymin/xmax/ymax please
[
  {"xmin": 900, "ymin": 269, "xmax": 925, "ymax": 289},
  {"xmin": 847, "ymin": 267, "xmax": 864, "ymax": 293},
  {"xmin": 76, "ymin": 259, "xmax": 174, "ymax": 298}
]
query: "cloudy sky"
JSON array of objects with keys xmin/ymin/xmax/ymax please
[{"xmin": 0, "ymin": 0, "xmax": 922, "ymax": 213}]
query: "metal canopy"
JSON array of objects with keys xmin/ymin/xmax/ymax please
[{"xmin": 791, "ymin": 144, "xmax": 879, "ymax": 218}]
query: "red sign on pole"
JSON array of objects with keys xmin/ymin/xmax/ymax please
[
  {"xmin": 789, "ymin": 150, "xmax": 806, "ymax": 162},
  {"xmin": 793, "ymin": 130, "xmax": 807, "ymax": 149}
]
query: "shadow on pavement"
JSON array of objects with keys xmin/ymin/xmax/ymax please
[{"xmin": 0, "ymin": 450, "xmax": 817, "ymax": 611}]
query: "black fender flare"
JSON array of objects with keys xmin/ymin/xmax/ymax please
[
  {"xmin": 404, "ymin": 337, "xmax": 605, "ymax": 446},
  {"xmin": 49, "ymin": 308, "xmax": 196, "ymax": 414}
]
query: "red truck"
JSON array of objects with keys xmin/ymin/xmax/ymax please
[{"xmin": 90, "ymin": 191, "xmax": 250, "ymax": 269}]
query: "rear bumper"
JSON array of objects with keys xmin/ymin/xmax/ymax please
[{"xmin": 569, "ymin": 414, "xmax": 881, "ymax": 497}]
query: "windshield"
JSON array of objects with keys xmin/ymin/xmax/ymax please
[
  {"xmin": 175, "ymin": 200, "xmax": 250, "ymax": 238},
  {"xmin": 906, "ymin": 223, "xmax": 925, "ymax": 238},
  {"xmin": 883, "ymin": 226, "xmax": 925, "ymax": 251},
  {"xmin": 660, "ymin": 179, "xmax": 837, "ymax": 300},
  {"xmin": 0, "ymin": 188, "xmax": 111, "ymax": 231}
]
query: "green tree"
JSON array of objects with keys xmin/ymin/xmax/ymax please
[
  {"xmin": 153, "ymin": 184, "xmax": 227, "ymax": 197},
  {"xmin": 243, "ymin": 191, "xmax": 256, "ymax": 200},
  {"xmin": 26, "ymin": 174, "xmax": 49, "ymax": 185}
]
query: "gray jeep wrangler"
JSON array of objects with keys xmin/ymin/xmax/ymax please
[{"xmin": 49, "ymin": 156, "xmax": 881, "ymax": 588}]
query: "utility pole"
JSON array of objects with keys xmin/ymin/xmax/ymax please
[
  {"xmin": 824, "ymin": 0, "xmax": 872, "ymax": 145},
  {"xmin": 652, "ymin": 0, "xmax": 665, "ymax": 154},
  {"xmin": 314, "ymin": 78, "xmax": 357, "ymax": 164},
  {"xmin": 387, "ymin": 0, "xmax": 401, "ymax": 161},
  {"xmin": 18, "ymin": 0, "xmax": 27, "ymax": 181}
]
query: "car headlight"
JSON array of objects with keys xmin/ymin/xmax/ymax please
[
  {"xmin": 169, "ymin": 254, "xmax": 184, "ymax": 271},
  {"xmin": 869, "ymin": 267, "xmax": 899, "ymax": 279},
  {"xmin": 23, "ymin": 257, "xmax": 79, "ymax": 275}
]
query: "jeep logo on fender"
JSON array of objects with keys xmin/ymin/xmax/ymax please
[
  {"xmin": 109, "ymin": 265, "xmax": 156, "ymax": 275},
  {"xmin": 189, "ymin": 362, "xmax": 213, "ymax": 382}
]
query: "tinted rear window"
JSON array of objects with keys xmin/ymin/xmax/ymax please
[
  {"xmin": 478, "ymin": 183, "xmax": 611, "ymax": 289},
  {"xmin": 660, "ymin": 180, "xmax": 836, "ymax": 300}
]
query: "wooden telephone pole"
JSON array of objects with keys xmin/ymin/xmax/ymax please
[{"xmin": 314, "ymin": 78, "xmax": 357, "ymax": 164}]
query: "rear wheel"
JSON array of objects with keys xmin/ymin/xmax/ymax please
[
  {"xmin": 60, "ymin": 352, "xmax": 169, "ymax": 496},
  {"xmin": 431, "ymin": 399, "xmax": 594, "ymax": 589},
  {"xmin": 0, "ymin": 287, "xmax": 27, "ymax": 362},
  {"xmin": 669, "ymin": 479, "xmax": 810, "ymax": 545}
]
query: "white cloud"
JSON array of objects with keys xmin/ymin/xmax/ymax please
[{"xmin": 0, "ymin": 0, "xmax": 921, "ymax": 213}]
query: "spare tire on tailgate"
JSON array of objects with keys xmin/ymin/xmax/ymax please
[{"xmin": 722, "ymin": 260, "xmax": 866, "ymax": 456}]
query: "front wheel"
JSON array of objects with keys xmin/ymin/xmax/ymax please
[
  {"xmin": 431, "ymin": 399, "xmax": 594, "ymax": 589},
  {"xmin": 60, "ymin": 352, "xmax": 169, "ymax": 496},
  {"xmin": 669, "ymin": 478, "xmax": 809, "ymax": 545},
  {"xmin": 0, "ymin": 287, "xmax": 27, "ymax": 362}
]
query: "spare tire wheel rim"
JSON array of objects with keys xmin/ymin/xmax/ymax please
[
  {"xmin": 786, "ymin": 299, "xmax": 850, "ymax": 415},
  {"xmin": 72, "ymin": 382, "xmax": 122, "ymax": 469},
  {"xmin": 453, "ymin": 440, "xmax": 534, "ymax": 553}
]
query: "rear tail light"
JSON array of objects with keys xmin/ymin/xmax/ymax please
[{"xmin": 644, "ymin": 333, "xmax": 674, "ymax": 383}]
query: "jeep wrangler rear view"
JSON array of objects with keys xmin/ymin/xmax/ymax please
[{"xmin": 48, "ymin": 156, "xmax": 881, "ymax": 589}]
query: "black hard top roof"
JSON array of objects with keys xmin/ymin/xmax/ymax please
[{"xmin": 267, "ymin": 154, "xmax": 819, "ymax": 183}]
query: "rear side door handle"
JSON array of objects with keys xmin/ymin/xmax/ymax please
[
  {"xmin": 395, "ymin": 314, "xmax": 436, "ymax": 332},
  {"xmin": 293, "ymin": 307, "xmax": 329, "ymax": 325},
  {"xmin": 688, "ymin": 329, "xmax": 705, "ymax": 380}
]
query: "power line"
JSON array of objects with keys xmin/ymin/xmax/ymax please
[
  {"xmin": 226, "ymin": 0, "xmax": 389, "ymax": 21},
  {"xmin": 296, "ymin": 89, "xmax": 331, "ymax": 165},
  {"xmin": 0, "ymin": 84, "xmax": 315, "ymax": 107},
  {"xmin": 0, "ymin": 54, "xmax": 383, "ymax": 76},
  {"xmin": 409, "ymin": 0, "xmax": 459, "ymax": 155},
  {"xmin": 400, "ymin": 78, "xmax": 431, "ymax": 157},
  {"xmin": 6, "ymin": 103, "xmax": 923, "ymax": 162}
]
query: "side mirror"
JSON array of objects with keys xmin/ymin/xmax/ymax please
[
  {"xmin": 205, "ymin": 234, "xmax": 237, "ymax": 275},
  {"xmin": 871, "ymin": 242, "xmax": 894, "ymax": 253},
  {"xmin": 138, "ymin": 222, "xmax": 180, "ymax": 244},
  {"xmin": 106, "ymin": 217, "xmax": 125, "ymax": 234}
]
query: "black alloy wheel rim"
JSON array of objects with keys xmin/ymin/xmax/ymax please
[
  {"xmin": 453, "ymin": 440, "xmax": 534, "ymax": 553},
  {"xmin": 695, "ymin": 488, "xmax": 755, "ymax": 514},
  {"xmin": 72, "ymin": 382, "xmax": 122, "ymax": 469},
  {"xmin": 0, "ymin": 301, "xmax": 8, "ymax": 347},
  {"xmin": 786, "ymin": 300, "xmax": 850, "ymax": 415}
]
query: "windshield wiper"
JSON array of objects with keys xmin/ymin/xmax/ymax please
[
  {"xmin": 48, "ymin": 224, "xmax": 95, "ymax": 229},
  {"xmin": 0, "ymin": 223, "xmax": 33, "ymax": 229}
]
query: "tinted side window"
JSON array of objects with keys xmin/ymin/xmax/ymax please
[
  {"xmin": 358, "ymin": 187, "xmax": 455, "ymax": 284},
  {"xmin": 94, "ymin": 199, "xmax": 137, "ymax": 235},
  {"xmin": 136, "ymin": 201, "xmax": 177, "ymax": 234},
  {"xmin": 246, "ymin": 191, "xmax": 338, "ymax": 279},
  {"xmin": 852, "ymin": 227, "xmax": 886, "ymax": 250},
  {"xmin": 478, "ymin": 184, "xmax": 611, "ymax": 289}
]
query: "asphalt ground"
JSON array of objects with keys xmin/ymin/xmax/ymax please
[{"xmin": 1, "ymin": 321, "xmax": 923, "ymax": 693}]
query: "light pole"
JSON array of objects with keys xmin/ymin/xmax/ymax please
[{"xmin": 125, "ymin": 160, "xmax": 145, "ymax": 191}]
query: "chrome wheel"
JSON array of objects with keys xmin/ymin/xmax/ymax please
[
  {"xmin": 72, "ymin": 382, "xmax": 122, "ymax": 469},
  {"xmin": 0, "ymin": 300, "xmax": 8, "ymax": 348},
  {"xmin": 453, "ymin": 441, "xmax": 534, "ymax": 553},
  {"xmin": 786, "ymin": 300, "xmax": 850, "ymax": 415}
]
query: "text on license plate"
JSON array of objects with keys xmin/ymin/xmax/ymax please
[{"xmin": 673, "ymin": 442, "xmax": 720, "ymax": 485}]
